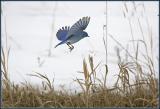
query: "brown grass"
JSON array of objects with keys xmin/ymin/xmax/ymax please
[{"xmin": 1, "ymin": 53, "xmax": 158, "ymax": 107}]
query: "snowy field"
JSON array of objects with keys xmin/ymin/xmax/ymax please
[{"xmin": 1, "ymin": 1, "xmax": 159, "ymax": 90}]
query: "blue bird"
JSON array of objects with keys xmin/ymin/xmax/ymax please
[{"xmin": 55, "ymin": 16, "xmax": 90, "ymax": 51}]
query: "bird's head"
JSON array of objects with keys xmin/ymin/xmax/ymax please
[{"xmin": 82, "ymin": 31, "xmax": 90, "ymax": 38}]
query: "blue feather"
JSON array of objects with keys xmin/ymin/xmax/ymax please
[
  {"xmin": 54, "ymin": 35, "xmax": 73, "ymax": 48},
  {"xmin": 56, "ymin": 26, "xmax": 70, "ymax": 41}
]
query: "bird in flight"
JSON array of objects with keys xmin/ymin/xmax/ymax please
[{"xmin": 55, "ymin": 16, "xmax": 90, "ymax": 52}]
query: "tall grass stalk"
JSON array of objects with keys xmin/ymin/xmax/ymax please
[{"xmin": 48, "ymin": 2, "xmax": 58, "ymax": 56}]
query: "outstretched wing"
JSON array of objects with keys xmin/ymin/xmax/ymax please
[
  {"xmin": 67, "ymin": 16, "xmax": 90, "ymax": 37},
  {"xmin": 56, "ymin": 26, "xmax": 70, "ymax": 41}
]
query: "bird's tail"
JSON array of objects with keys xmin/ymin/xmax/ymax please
[{"xmin": 54, "ymin": 41, "xmax": 66, "ymax": 48}]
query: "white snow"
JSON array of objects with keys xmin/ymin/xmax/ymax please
[{"xmin": 1, "ymin": 1, "xmax": 159, "ymax": 90}]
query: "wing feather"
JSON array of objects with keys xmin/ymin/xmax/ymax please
[
  {"xmin": 56, "ymin": 26, "xmax": 70, "ymax": 41},
  {"xmin": 67, "ymin": 16, "xmax": 90, "ymax": 37}
]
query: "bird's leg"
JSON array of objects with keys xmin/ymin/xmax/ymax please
[
  {"xmin": 67, "ymin": 42, "xmax": 74, "ymax": 52},
  {"xmin": 70, "ymin": 44, "xmax": 74, "ymax": 50},
  {"xmin": 67, "ymin": 42, "xmax": 72, "ymax": 49}
]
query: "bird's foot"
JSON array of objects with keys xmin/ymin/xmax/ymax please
[
  {"xmin": 69, "ymin": 46, "xmax": 74, "ymax": 52},
  {"xmin": 67, "ymin": 42, "xmax": 74, "ymax": 52}
]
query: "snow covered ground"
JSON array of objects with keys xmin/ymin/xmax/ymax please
[{"xmin": 1, "ymin": 1, "xmax": 159, "ymax": 90}]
